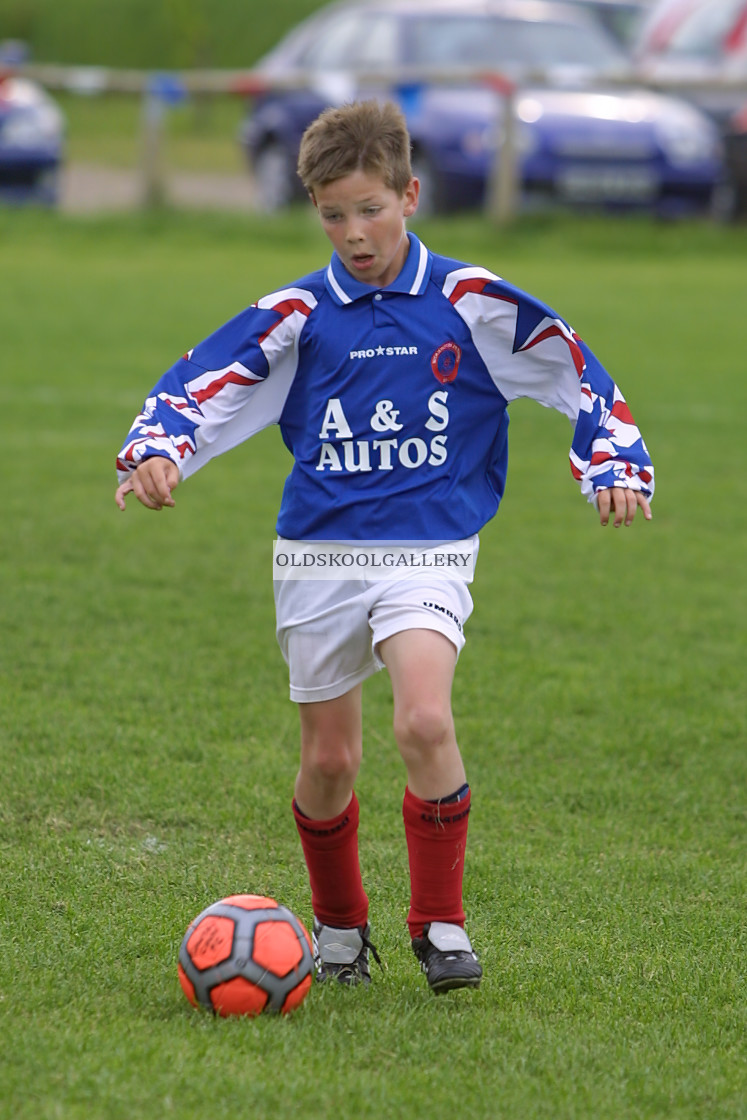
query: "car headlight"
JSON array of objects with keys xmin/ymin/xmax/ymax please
[
  {"xmin": 1, "ymin": 107, "xmax": 62, "ymax": 149},
  {"xmin": 655, "ymin": 108, "xmax": 719, "ymax": 166}
]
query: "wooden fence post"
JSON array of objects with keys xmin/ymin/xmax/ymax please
[
  {"xmin": 139, "ymin": 74, "xmax": 188, "ymax": 208},
  {"xmin": 483, "ymin": 72, "xmax": 519, "ymax": 226}
]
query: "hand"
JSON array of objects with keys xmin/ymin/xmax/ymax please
[
  {"xmin": 597, "ymin": 487, "xmax": 652, "ymax": 528},
  {"xmin": 115, "ymin": 458, "xmax": 180, "ymax": 511}
]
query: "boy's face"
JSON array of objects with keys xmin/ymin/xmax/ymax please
[{"xmin": 313, "ymin": 170, "xmax": 419, "ymax": 289}]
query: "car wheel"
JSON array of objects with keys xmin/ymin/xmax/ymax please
[
  {"xmin": 252, "ymin": 142, "xmax": 298, "ymax": 212},
  {"xmin": 411, "ymin": 150, "xmax": 443, "ymax": 217},
  {"xmin": 725, "ymin": 130, "xmax": 747, "ymax": 221}
]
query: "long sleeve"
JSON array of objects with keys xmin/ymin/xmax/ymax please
[
  {"xmin": 567, "ymin": 342, "xmax": 654, "ymax": 503},
  {"xmin": 445, "ymin": 267, "xmax": 654, "ymax": 507},
  {"xmin": 115, "ymin": 285, "xmax": 317, "ymax": 484}
]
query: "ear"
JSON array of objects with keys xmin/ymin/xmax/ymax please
[{"xmin": 403, "ymin": 177, "xmax": 419, "ymax": 218}]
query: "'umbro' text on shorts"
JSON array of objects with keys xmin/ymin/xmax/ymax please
[{"xmin": 274, "ymin": 538, "xmax": 477, "ymax": 703}]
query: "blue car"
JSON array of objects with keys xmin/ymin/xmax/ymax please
[
  {"xmin": 241, "ymin": 0, "xmax": 723, "ymax": 216},
  {"xmin": 0, "ymin": 72, "xmax": 65, "ymax": 206}
]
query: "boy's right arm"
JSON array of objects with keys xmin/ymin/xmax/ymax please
[
  {"xmin": 114, "ymin": 286, "xmax": 316, "ymax": 507},
  {"xmin": 115, "ymin": 457, "xmax": 180, "ymax": 511}
]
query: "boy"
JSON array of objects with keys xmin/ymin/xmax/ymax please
[{"xmin": 115, "ymin": 100, "xmax": 653, "ymax": 994}]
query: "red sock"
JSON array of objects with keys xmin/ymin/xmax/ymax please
[
  {"xmin": 292, "ymin": 792, "xmax": 369, "ymax": 929},
  {"xmin": 402, "ymin": 785, "xmax": 471, "ymax": 939}
]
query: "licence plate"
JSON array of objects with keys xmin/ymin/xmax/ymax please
[{"xmin": 557, "ymin": 166, "xmax": 658, "ymax": 202}]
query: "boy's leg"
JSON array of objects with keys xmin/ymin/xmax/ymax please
[
  {"xmin": 295, "ymin": 685, "xmax": 363, "ymax": 821},
  {"xmin": 378, "ymin": 628, "xmax": 481, "ymax": 991},
  {"xmin": 378, "ymin": 628, "xmax": 466, "ymax": 930},
  {"xmin": 292, "ymin": 686, "xmax": 376, "ymax": 983},
  {"xmin": 378, "ymin": 628, "xmax": 464, "ymax": 801}
]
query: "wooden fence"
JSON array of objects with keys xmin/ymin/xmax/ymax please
[{"xmin": 13, "ymin": 60, "xmax": 747, "ymax": 223}]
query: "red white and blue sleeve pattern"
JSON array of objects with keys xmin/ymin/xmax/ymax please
[
  {"xmin": 116, "ymin": 286, "xmax": 316, "ymax": 484},
  {"xmin": 445, "ymin": 266, "xmax": 654, "ymax": 505}
]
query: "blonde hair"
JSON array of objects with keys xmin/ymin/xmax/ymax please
[{"xmin": 297, "ymin": 100, "xmax": 413, "ymax": 196}]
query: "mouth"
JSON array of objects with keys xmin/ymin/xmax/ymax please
[{"xmin": 351, "ymin": 253, "xmax": 375, "ymax": 271}]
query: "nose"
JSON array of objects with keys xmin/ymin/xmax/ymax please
[{"xmin": 344, "ymin": 216, "xmax": 366, "ymax": 243}]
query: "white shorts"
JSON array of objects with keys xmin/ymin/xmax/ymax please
[{"xmin": 274, "ymin": 537, "xmax": 477, "ymax": 703}]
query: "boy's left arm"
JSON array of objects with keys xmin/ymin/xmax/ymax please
[
  {"xmin": 569, "ymin": 342, "xmax": 654, "ymax": 529},
  {"xmin": 444, "ymin": 268, "xmax": 654, "ymax": 523}
]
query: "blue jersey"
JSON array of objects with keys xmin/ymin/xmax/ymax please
[{"xmin": 117, "ymin": 233, "xmax": 654, "ymax": 540}]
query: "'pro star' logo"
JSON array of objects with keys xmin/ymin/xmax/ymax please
[{"xmin": 349, "ymin": 345, "xmax": 418, "ymax": 359}]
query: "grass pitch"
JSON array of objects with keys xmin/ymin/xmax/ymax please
[{"xmin": 1, "ymin": 209, "xmax": 745, "ymax": 1120}]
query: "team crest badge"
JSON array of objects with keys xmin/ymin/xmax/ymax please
[{"xmin": 431, "ymin": 341, "xmax": 461, "ymax": 384}]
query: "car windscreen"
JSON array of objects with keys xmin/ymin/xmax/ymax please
[
  {"xmin": 290, "ymin": 11, "xmax": 400, "ymax": 69},
  {"xmin": 407, "ymin": 14, "xmax": 626, "ymax": 68}
]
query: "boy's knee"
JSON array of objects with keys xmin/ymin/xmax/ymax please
[
  {"xmin": 314, "ymin": 747, "xmax": 358, "ymax": 784},
  {"xmin": 301, "ymin": 734, "xmax": 361, "ymax": 785},
  {"xmin": 393, "ymin": 700, "xmax": 453, "ymax": 755}
]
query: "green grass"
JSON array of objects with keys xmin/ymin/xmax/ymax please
[
  {"xmin": 6, "ymin": 0, "xmax": 328, "ymax": 69},
  {"xmin": 56, "ymin": 92, "xmax": 248, "ymax": 173},
  {"xmin": 1, "ymin": 209, "xmax": 746, "ymax": 1120}
]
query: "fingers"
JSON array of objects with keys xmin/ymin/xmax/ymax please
[
  {"xmin": 114, "ymin": 459, "xmax": 179, "ymax": 511},
  {"xmin": 598, "ymin": 487, "xmax": 631, "ymax": 526},
  {"xmin": 598, "ymin": 487, "xmax": 652, "ymax": 527},
  {"xmin": 136, "ymin": 460, "xmax": 177, "ymax": 509},
  {"xmin": 115, "ymin": 478, "xmax": 134, "ymax": 511},
  {"xmin": 131, "ymin": 470, "xmax": 167, "ymax": 510}
]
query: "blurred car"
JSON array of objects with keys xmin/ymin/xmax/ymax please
[
  {"xmin": 240, "ymin": 0, "xmax": 723, "ymax": 217},
  {"xmin": 632, "ymin": 0, "xmax": 703, "ymax": 53},
  {"xmin": 633, "ymin": 0, "xmax": 747, "ymax": 212},
  {"xmin": 0, "ymin": 73, "xmax": 65, "ymax": 205},
  {"xmin": 634, "ymin": 0, "xmax": 747, "ymax": 122}
]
